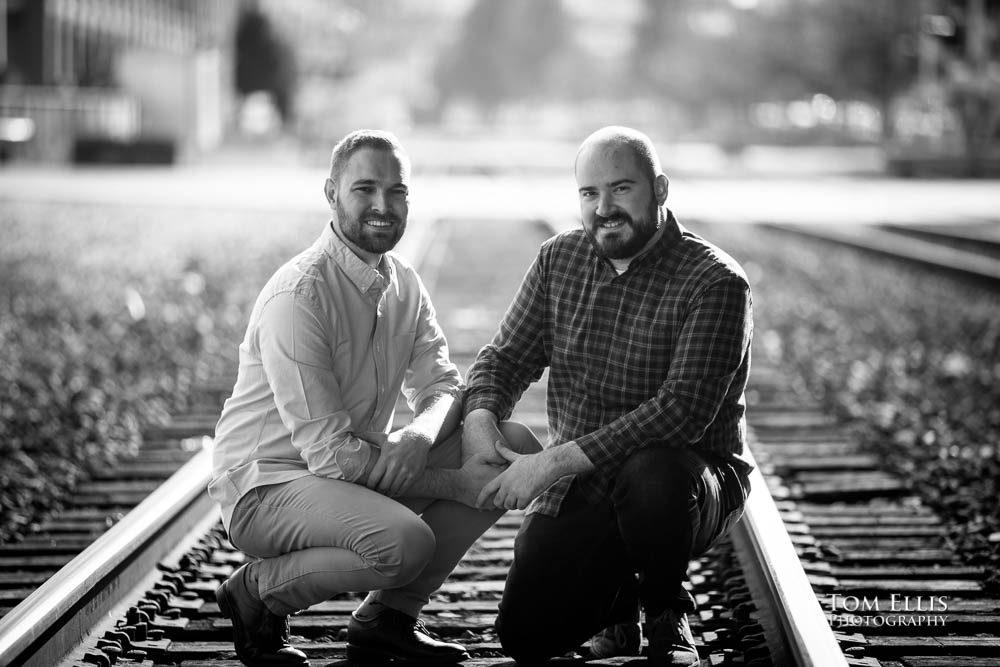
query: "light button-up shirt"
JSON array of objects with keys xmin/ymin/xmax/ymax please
[{"xmin": 208, "ymin": 221, "xmax": 461, "ymax": 529}]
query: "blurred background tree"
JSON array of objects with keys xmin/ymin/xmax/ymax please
[
  {"xmin": 629, "ymin": 0, "xmax": 811, "ymax": 150},
  {"xmin": 934, "ymin": 0, "xmax": 1000, "ymax": 175},
  {"xmin": 1, "ymin": 0, "xmax": 997, "ymax": 173},
  {"xmin": 235, "ymin": 6, "xmax": 297, "ymax": 125},
  {"xmin": 815, "ymin": 0, "xmax": 916, "ymax": 141},
  {"xmin": 433, "ymin": 0, "xmax": 571, "ymax": 119}
]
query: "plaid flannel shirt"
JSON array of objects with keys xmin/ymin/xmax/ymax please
[{"xmin": 464, "ymin": 212, "xmax": 753, "ymax": 516}]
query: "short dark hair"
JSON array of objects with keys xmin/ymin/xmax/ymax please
[
  {"xmin": 575, "ymin": 126, "xmax": 663, "ymax": 184},
  {"xmin": 328, "ymin": 129, "xmax": 410, "ymax": 186}
]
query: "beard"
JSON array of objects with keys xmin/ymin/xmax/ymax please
[
  {"xmin": 337, "ymin": 202, "xmax": 406, "ymax": 255},
  {"xmin": 585, "ymin": 202, "xmax": 660, "ymax": 260}
]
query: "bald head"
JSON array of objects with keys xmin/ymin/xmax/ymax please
[
  {"xmin": 574, "ymin": 126, "xmax": 670, "ymax": 261},
  {"xmin": 574, "ymin": 126, "xmax": 663, "ymax": 185}
]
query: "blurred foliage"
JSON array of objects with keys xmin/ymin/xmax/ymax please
[
  {"xmin": 717, "ymin": 223, "xmax": 1000, "ymax": 590},
  {"xmin": 235, "ymin": 6, "xmax": 298, "ymax": 122},
  {"xmin": 815, "ymin": 0, "xmax": 914, "ymax": 125},
  {"xmin": 418, "ymin": 0, "xmax": 997, "ymax": 157},
  {"xmin": 0, "ymin": 203, "xmax": 317, "ymax": 543},
  {"xmin": 433, "ymin": 0, "xmax": 571, "ymax": 115},
  {"xmin": 629, "ymin": 0, "xmax": 918, "ymax": 139}
]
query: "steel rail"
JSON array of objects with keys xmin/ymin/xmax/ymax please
[
  {"xmin": 730, "ymin": 445, "xmax": 848, "ymax": 666},
  {"xmin": 763, "ymin": 222, "xmax": 1000, "ymax": 284},
  {"xmin": 0, "ymin": 439, "xmax": 214, "ymax": 667},
  {"xmin": 880, "ymin": 222, "xmax": 1000, "ymax": 252}
]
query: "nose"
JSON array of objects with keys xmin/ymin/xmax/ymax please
[
  {"xmin": 595, "ymin": 191, "xmax": 614, "ymax": 218},
  {"xmin": 371, "ymin": 189, "xmax": 387, "ymax": 213}
]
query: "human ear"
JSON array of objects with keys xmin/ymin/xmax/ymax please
[
  {"xmin": 323, "ymin": 177, "xmax": 337, "ymax": 205},
  {"xmin": 654, "ymin": 174, "xmax": 669, "ymax": 206}
]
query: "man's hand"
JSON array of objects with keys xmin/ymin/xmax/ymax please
[
  {"xmin": 453, "ymin": 452, "xmax": 507, "ymax": 508},
  {"xmin": 475, "ymin": 443, "xmax": 557, "ymax": 510},
  {"xmin": 476, "ymin": 440, "xmax": 595, "ymax": 510},
  {"xmin": 366, "ymin": 428, "xmax": 432, "ymax": 497}
]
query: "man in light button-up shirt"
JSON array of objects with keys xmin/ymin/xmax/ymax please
[{"xmin": 209, "ymin": 130, "xmax": 537, "ymax": 667}]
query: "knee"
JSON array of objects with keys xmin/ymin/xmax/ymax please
[
  {"xmin": 614, "ymin": 447, "xmax": 700, "ymax": 511},
  {"xmin": 499, "ymin": 421, "xmax": 543, "ymax": 455},
  {"xmin": 374, "ymin": 515, "xmax": 436, "ymax": 586}
]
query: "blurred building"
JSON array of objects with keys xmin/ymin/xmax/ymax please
[
  {"xmin": 1, "ymin": 0, "xmax": 243, "ymax": 162},
  {"xmin": 888, "ymin": 0, "xmax": 1000, "ymax": 175}
]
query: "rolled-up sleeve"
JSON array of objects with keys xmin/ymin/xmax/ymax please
[
  {"xmin": 401, "ymin": 276, "xmax": 462, "ymax": 409},
  {"xmin": 257, "ymin": 290, "xmax": 377, "ymax": 483}
]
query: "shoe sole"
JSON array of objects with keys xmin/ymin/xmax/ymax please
[{"xmin": 346, "ymin": 643, "xmax": 469, "ymax": 665}]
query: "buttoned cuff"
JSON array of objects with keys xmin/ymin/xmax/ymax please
[
  {"xmin": 573, "ymin": 431, "xmax": 616, "ymax": 472},
  {"xmin": 333, "ymin": 437, "xmax": 379, "ymax": 484}
]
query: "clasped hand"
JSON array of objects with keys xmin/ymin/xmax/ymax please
[
  {"xmin": 365, "ymin": 428, "xmax": 431, "ymax": 497},
  {"xmin": 476, "ymin": 441, "xmax": 558, "ymax": 511}
]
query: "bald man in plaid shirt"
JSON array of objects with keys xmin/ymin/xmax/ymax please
[{"xmin": 463, "ymin": 127, "xmax": 754, "ymax": 667}]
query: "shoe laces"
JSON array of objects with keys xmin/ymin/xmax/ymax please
[
  {"xmin": 647, "ymin": 609, "xmax": 695, "ymax": 648},
  {"xmin": 413, "ymin": 617, "xmax": 443, "ymax": 640},
  {"xmin": 260, "ymin": 611, "xmax": 292, "ymax": 646}
]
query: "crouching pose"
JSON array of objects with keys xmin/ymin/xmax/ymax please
[
  {"xmin": 464, "ymin": 126, "xmax": 754, "ymax": 666},
  {"xmin": 208, "ymin": 129, "xmax": 536, "ymax": 667}
]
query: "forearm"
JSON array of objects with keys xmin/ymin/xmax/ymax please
[
  {"xmin": 406, "ymin": 466, "xmax": 467, "ymax": 502},
  {"xmin": 396, "ymin": 391, "xmax": 462, "ymax": 447},
  {"xmin": 463, "ymin": 408, "xmax": 504, "ymax": 462}
]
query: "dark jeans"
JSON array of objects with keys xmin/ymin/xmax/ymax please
[{"xmin": 496, "ymin": 446, "xmax": 750, "ymax": 662}]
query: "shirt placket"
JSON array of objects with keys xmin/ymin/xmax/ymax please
[{"xmin": 367, "ymin": 287, "xmax": 388, "ymax": 431}]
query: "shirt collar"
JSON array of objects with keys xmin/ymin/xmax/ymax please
[
  {"xmin": 633, "ymin": 208, "xmax": 683, "ymax": 271},
  {"xmin": 320, "ymin": 220, "xmax": 393, "ymax": 297}
]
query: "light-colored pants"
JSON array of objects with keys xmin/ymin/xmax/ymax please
[{"xmin": 227, "ymin": 429, "xmax": 504, "ymax": 618}]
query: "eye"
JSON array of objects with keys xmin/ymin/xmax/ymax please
[
  {"xmin": 613, "ymin": 185, "xmax": 631, "ymax": 194},
  {"xmin": 579, "ymin": 190, "xmax": 596, "ymax": 199},
  {"xmin": 355, "ymin": 185, "xmax": 375, "ymax": 194}
]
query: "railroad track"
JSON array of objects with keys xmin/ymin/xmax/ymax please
[
  {"xmin": 2, "ymin": 374, "xmax": 844, "ymax": 667},
  {"xmin": 0, "ymin": 425, "xmax": 217, "ymax": 618},
  {"xmin": 761, "ymin": 221, "xmax": 1000, "ymax": 285},
  {"xmin": 3, "ymin": 217, "xmax": 999, "ymax": 666}
]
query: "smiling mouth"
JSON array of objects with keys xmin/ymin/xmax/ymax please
[
  {"xmin": 365, "ymin": 218, "xmax": 395, "ymax": 228},
  {"xmin": 599, "ymin": 218, "xmax": 628, "ymax": 230}
]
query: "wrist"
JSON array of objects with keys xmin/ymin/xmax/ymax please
[
  {"xmin": 545, "ymin": 441, "xmax": 594, "ymax": 476},
  {"xmin": 465, "ymin": 408, "xmax": 499, "ymax": 428}
]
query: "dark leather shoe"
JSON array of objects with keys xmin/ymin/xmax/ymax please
[
  {"xmin": 347, "ymin": 607, "xmax": 469, "ymax": 664},
  {"xmin": 215, "ymin": 564, "xmax": 309, "ymax": 667},
  {"xmin": 646, "ymin": 608, "xmax": 700, "ymax": 667}
]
